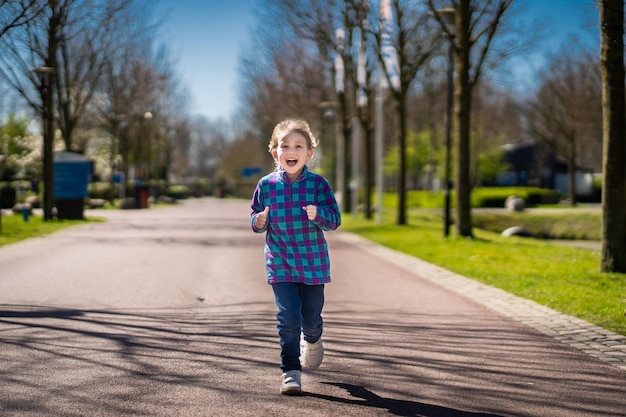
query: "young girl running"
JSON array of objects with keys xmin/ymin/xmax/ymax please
[{"xmin": 250, "ymin": 118, "xmax": 341, "ymax": 395}]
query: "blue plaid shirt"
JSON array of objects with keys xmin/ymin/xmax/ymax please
[{"xmin": 251, "ymin": 166, "xmax": 341, "ymax": 285}]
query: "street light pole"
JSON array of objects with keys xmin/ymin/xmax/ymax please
[
  {"xmin": 0, "ymin": 154, "xmax": 5, "ymax": 233},
  {"xmin": 434, "ymin": 7, "xmax": 456, "ymax": 238},
  {"xmin": 444, "ymin": 35, "xmax": 454, "ymax": 238},
  {"xmin": 34, "ymin": 66, "xmax": 56, "ymax": 221},
  {"xmin": 143, "ymin": 111, "xmax": 152, "ymax": 181},
  {"xmin": 319, "ymin": 101, "xmax": 336, "ymax": 187}
]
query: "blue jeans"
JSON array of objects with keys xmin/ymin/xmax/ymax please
[{"xmin": 271, "ymin": 282, "xmax": 325, "ymax": 372}]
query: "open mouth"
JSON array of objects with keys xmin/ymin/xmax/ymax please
[{"xmin": 286, "ymin": 159, "xmax": 298, "ymax": 167}]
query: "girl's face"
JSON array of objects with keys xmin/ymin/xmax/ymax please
[{"xmin": 271, "ymin": 131, "xmax": 313, "ymax": 181}]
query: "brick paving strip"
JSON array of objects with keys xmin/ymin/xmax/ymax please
[{"xmin": 337, "ymin": 232, "xmax": 626, "ymax": 372}]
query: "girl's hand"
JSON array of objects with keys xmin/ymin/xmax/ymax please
[
  {"xmin": 255, "ymin": 207, "xmax": 270, "ymax": 228},
  {"xmin": 302, "ymin": 205, "xmax": 317, "ymax": 221}
]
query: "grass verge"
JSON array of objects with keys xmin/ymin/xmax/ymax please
[
  {"xmin": 340, "ymin": 209, "xmax": 626, "ymax": 336},
  {"xmin": 473, "ymin": 211, "xmax": 602, "ymax": 240},
  {"xmin": 0, "ymin": 213, "xmax": 103, "ymax": 247}
]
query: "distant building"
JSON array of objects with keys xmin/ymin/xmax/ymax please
[{"xmin": 497, "ymin": 142, "xmax": 594, "ymax": 197}]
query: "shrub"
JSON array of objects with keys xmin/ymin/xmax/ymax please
[
  {"xmin": 381, "ymin": 187, "xmax": 562, "ymax": 209},
  {"xmin": 472, "ymin": 187, "xmax": 561, "ymax": 207},
  {"xmin": 163, "ymin": 184, "xmax": 191, "ymax": 200},
  {"xmin": 88, "ymin": 181, "xmax": 112, "ymax": 200}
]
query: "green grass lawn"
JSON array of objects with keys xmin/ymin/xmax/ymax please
[
  {"xmin": 0, "ymin": 212, "xmax": 103, "ymax": 247},
  {"xmin": 473, "ymin": 210, "xmax": 602, "ymax": 240},
  {"xmin": 340, "ymin": 208, "xmax": 626, "ymax": 336}
]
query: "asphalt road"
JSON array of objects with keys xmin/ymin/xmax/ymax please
[{"xmin": 0, "ymin": 198, "xmax": 624, "ymax": 417}]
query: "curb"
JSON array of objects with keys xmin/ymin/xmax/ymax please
[{"xmin": 337, "ymin": 232, "xmax": 626, "ymax": 372}]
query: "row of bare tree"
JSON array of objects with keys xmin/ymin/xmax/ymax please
[
  {"xmin": 0, "ymin": 0, "xmax": 194, "ymax": 185},
  {"xmin": 237, "ymin": 1, "xmax": 600, "ymax": 227},
  {"xmin": 1, "ymin": 0, "xmax": 623, "ymax": 273},
  {"xmin": 237, "ymin": 0, "xmax": 623, "ymax": 272}
]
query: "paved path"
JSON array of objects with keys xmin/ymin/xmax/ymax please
[
  {"xmin": 339, "ymin": 233, "xmax": 626, "ymax": 371},
  {"xmin": 0, "ymin": 199, "xmax": 624, "ymax": 417}
]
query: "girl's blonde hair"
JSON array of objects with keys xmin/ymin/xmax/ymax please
[{"xmin": 268, "ymin": 118, "xmax": 318, "ymax": 152}]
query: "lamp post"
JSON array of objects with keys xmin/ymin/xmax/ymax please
[
  {"xmin": 435, "ymin": 8, "xmax": 456, "ymax": 238},
  {"xmin": 335, "ymin": 27, "xmax": 351, "ymax": 213},
  {"xmin": 33, "ymin": 66, "xmax": 56, "ymax": 221},
  {"xmin": 143, "ymin": 111, "xmax": 152, "ymax": 181},
  {"xmin": 319, "ymin": 101, "xmax": 336, "ymax": 187},
  {"xmin": 0, "ymin": 154, "xmax": 5, "ymax": 233}
]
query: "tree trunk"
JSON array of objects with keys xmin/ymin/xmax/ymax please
[
  {"xmin": 568, "ymin": 160, "xmax": 577, "ymax": 206},
  {"xmin": 454, "ymin": 0, "xmax": 473, "ymax": 238},
  {"xmin": 42, "ymin": 0, "xmax": 61, "ymax": 221},
  {"xmin": 396, "ymin": 95, "xmax": 407, "ymax": 225},
  {"xmin": 599, "ymin": 0, "xmax": 626, "ymax": 272},
  {"xmin": 361, "ymin": 106, "xmax": 374, "ymax": 220},
  {"xmin": 335, "ymin": 90, "xmax": 347, "ymax": 212},
  {"xmin": 339, "ymin": 90, "xmax": 352, "ymax": 214}
]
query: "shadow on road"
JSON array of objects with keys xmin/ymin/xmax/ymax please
[
  {"xmin": 0, "ymin": 303, "xmax": 278, "ymax": 416},
  {"xmin": 311, "ymin": 382, "xmax": 503, "ymax": 417},
  {"xmin": 1, "ymin": 302, "xmax": 625, "ymax": 416}
]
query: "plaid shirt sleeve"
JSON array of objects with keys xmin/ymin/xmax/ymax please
[
  {"xmin": 309, "ymin": 174, "xmax": 341, "ymax": 231},
  {"xmin": 250, "ymin": 178, "xmax": 268, "ymax": 233},
  {"xmin": 250, "ymin": 168, "xmax": 341, "ymax": 285}
]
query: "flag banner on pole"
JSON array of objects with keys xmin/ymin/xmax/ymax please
[
  {"xmin": 335, "ymin": 28, "xmax": 345, "ymax": 93},
  {"xmin": 380, "ymin": 0, "xmax": 400, "ymax": 91},
  {"xmin": 357, "ymin": 35, "xmax": 367, "ymax": 107}
]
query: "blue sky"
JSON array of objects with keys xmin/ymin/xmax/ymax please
[
  {"xmin": 157, "ymin": 0, "xmax": 257, "ymax": 121},
  {"xmin": 158, "ymin": 0, "xmax": 599, "ymax": 121}
]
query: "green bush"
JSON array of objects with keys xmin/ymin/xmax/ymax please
[
  {"xmin": 88, "ymin": 182, "xmax": 112, "ymax": 200},
  {"xmin": 163, "ymin": 184, "xmax": 191, "ymax": 200},
  {"xmin": 189, "ymin": 179, "xmax": 214, "ymax": 197},
  {"xmin": 471, "ymin": 187, "xmax": 561, "ymax": 207},
  {"xmin": 381, "ymin": 187, "xmax": 561, "ymax": 209}
]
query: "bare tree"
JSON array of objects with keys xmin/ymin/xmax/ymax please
[
  {"xmin": 188, "ymin": 116, "xmax": 230, "ymax": 180},
  {"xmin": 238, "ymin": 0, "xmax": 335, "ymax": 164},
  {"xmin": 157, "ymin": 79, "xmax": 193, "ymax": 183},
  {"xmin": 285, "ymin": 0, "xmax": 377, "ymax": 215},
  {"xmin": 99, "ymin": 42, "xmax": 172, "ymax": 182},
  {"xmin": 56, "ymin": 0, "xmax": 136, "ymax": 152},
  {"xmin": 472, "ymin": 83, "xmax": 522, "ymax": 146},
  {"xmin": 353, "ymin": 0, "xmax": 377, "ymax": 219},
  {"xmin": 163, "ymin": 116, "xmax": 192, "ymax": 181},
  {"xmin": 0, "ymin": 0, "xmax": 68, "ymax": 220},
  {"xmin": 0, "ymin": 0, "xmax": 43, "ymax": 40},
  {"xmin": 0, "ymin": 0, "xmax": 70, "ymax": 136},
  {"xmin": 240, "ymin": 0, "xmax": 386, "ymax": 218},
  {"xmin": 525, "ymin": 43, "xmax": 602, "ymax": 205},
  {"xmin": 468, "ymin": 82, "xmax": 521, "ymax": 186},
  {"xmin": 246, "ymin": 41, "xmax": 327, "ymax": 132},
  {"xmin": 0, "ymin": 0, "xmax": 146, "ymax": 153},
  {"xmin": 374, "ymin": 0, "xmax": 440, "ymax": 225},
  {"xmin": 599, "ymin": 0, "xmax": 626, "ymax": 273},
  {"xmin": 429, "ymin": 0, "xmax": 517, "ymax": 237}
]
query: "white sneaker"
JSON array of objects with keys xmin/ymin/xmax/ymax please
[
  {"xmin": 303, "ymin": 338, "xmax": 324, "ymax": 370},
  {"xmin": 280, "ymin": 370, "xmax": 302, "ymax": 395}
]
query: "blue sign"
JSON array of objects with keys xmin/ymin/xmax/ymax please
[
  {"xmin": 53, "ymin": 152, "xmax": 92, "ymax": 199},
  {"xmin": 112, "ymin": 172, "xmax": 123, "ymax": 183},
  {"xmin": 241, "ymin": 167, "xmax": 263, "ymax": 178}
]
